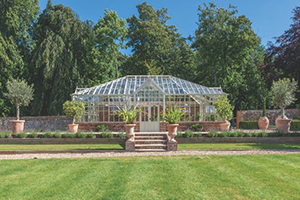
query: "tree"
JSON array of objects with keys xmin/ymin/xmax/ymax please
[
  {"xmin": 0, "ymin": 0, "xmax": 39, "ymax": 116},
  {"xmin": 264, "ymin": 7, "xmax": 300, "ymax": 104},
  {"xmin": 4, "ymin": 79, "xmax": 34, "ymax": 120},
  {"xmin": 124, "ymin": 2, "xmax": 196, "ymax": 80},
  {"xmin": 192, "ymin": 3, "xmax": 263, "ymax": 110},
  {"xmin": 90, "ymin": 9, "xmax": 128, "ymax": 85},
  {"xmin": 63, "ymin": 101, "xmax": 85, "ymax": 124},
  {"xmin": 271, "ymin": 78, "xmax": 298, "ymax": 117},
  {"xmin": 30, "ymin": 0, "xmax": 94, "ymax": 115},
  {"xmin": 213, "ymin": 96, "xmax": 234, "ymax": 121}
]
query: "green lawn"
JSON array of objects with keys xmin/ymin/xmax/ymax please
[
  {"xmin": 0, "ymin": 155, "xmax": 299, "ymax": 199},
  {"xmin": 0, "ymin": 143, "xmax": 299, "ymax": 151}
]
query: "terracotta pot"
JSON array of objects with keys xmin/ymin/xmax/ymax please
[
  {"xmin": 168, "ymin": 124, "xmax": 179, "ymax": 141},
  {"xmin": 276, "ymin": 116, "xmax": 291, "ymax": 133},
  {"xmin": 258, "ymin": 116, "xmax": 269, "ymax": 130},
  {"xmin": 68, "ymin": 124, "xmax": 79, "ymax": 133},
  {"xmin": 125, "ymin": 124, "xmax": 136, "ymax": 141},
  {"xmin": 219, "ymin": 121, "xmax": 230, "ymax": 131},
  {"xmin": 10, "ymin": 120, "xmax": 25, "ymax": 134}
]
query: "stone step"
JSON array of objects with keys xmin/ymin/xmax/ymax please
[
  {"xmin": 135, "ymin": 144, "xmax": 167, "ymax": 149},
  {"xmin": 135, "ymin": 140, "xmax": 167, "ymax": 144},
  {"xmin": 135, "ymin": 136, "xmax": 166, "ymax": 139},
  {"xmin": 135, "ymin": 133, "xmax": 167, "ymax": 137},
  {"xmin": 135, "ymin": 149, "xmax": 167, "ymax": 152}
]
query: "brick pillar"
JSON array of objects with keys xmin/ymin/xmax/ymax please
[
  {"xmin": 125, "ymin": 140, "xmax": 135, "ymax": 151},
  {"xmin": 236, "ymin": 111, "xmax": 242, "ymax": 129},
  {"xmin": 167, "ymin": 140, "xmax": 178, "ymax": 151}
]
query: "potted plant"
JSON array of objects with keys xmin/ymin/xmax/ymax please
[
  {"xmin": 164, "ymin": 107, "xmax": 185, "ymax": 141},
  {"xmin": 115, "ymin": 105, "xmax": 142, "ymax": 141},
  {"xmin": 272, "ymin": 78, "xmax": 298, "ymax": 133},
  {"xmin": 258, "ymin": 98, "xmax": 269, "ymax": 129},
  {"xmin": 213, "ymin": 96, "xmax": 234, "ymax": 131},
  {"xmin": 63, "ymin": 101, "xmax": 85, "ymax": 133},
  {"xmin": 4, "ymin": 79, "xmax": 34, "ymax": 134}
]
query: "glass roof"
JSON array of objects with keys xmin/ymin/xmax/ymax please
[{"xmin": 73, "ymin": 75, "xmax": 225, "ymax": 96}]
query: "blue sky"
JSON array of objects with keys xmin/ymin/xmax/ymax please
[{"xmin": 40, "ymin": 0, "xmax": 298, "ymax": 47}]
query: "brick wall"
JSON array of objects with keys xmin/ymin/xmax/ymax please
[
  {"xmin": 236, "ymin": 109, "xmax": 300, "ymax": 128},
  {"xmin": 0, "ymin": 116, "xmax": 72, "ymax": 131}
]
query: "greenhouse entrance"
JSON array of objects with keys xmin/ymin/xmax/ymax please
[{"xmin": 140, "ymin": 105, "xmax": 160, "ymax": 132}]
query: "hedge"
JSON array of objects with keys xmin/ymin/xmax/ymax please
[
  {"xmin": 291, "ymin": 120, "xmax": 300, "ymax": 131},
  {"xmin": 239, "ymin": 121, "xmax": 258, "ymax": 129}
]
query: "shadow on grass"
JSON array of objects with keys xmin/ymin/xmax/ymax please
[{"xmin": 73, "ymin": 144, "xmax": 125, "ymax": 151}]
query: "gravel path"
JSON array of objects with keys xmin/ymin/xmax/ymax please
[{"xmin": 0, "ymin": 149, "xmax": 300, "ymax": 160}]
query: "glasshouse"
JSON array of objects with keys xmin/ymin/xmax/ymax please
[{"xmin": 72, "ymin": 75, "xmax": 227, "ymax": 132}]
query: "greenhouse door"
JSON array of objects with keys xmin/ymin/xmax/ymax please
[{"xmin": 140, "ymin": 105, "xmax": 160, "ymax": 132}]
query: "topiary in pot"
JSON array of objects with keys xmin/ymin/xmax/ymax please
[
  {"xmin": 258, "ymin": 98, "xmax": 269, "ymax": 130},
  {"xmin": 63, "ymin": 101, "xmax": 85, "ymax": 133},
  {"xmin": 272, "ymin": 78, "xmax": 298, "ymax": 133},
  {"xmin": 163, "ymin": 107, "xmax": 186, "ymax": 141},
  {"xmin": 213, "ymin": 96, "xmax": 234, "ymax": 131},
  {"xmin": 4, "ymin": 79, "xmax": 34, "ymax": 134}
]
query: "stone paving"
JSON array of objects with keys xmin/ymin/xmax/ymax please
[{"xmin": 0, "ymin": 149, "xmax": 299, "ymax": 160}]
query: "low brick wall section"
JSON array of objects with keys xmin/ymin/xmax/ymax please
[
  {"xmin": 236, "ymin": 109, "xmax": 300, "ymax": 128},
  {"xmin": 78, "ymin": 122, "xmax": 140, "ymax": 132},
  {"xmin": 0, "ymin": 138, "xmax": 126, "ymax": 144},
  {"xmin": 0, "ymin": 116, "xmax": 72, "ymax": 131}
]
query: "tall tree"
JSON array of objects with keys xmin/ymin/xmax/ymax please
[
  {"xmin": 90, "ymin": 9, "xmax": 127, "ymax": 85},
  {"xmin": 124, "ymin": 2, "xmax": 196, "ymax": 80},
  {"xmin": 264, "ymin": 7, "xmax": 300, "ymax": 105},
  {"xmin": 30, "ymin": 0, "xmax": 94, "ymax": 115},
  {"xmin": 192, "ymin": 3, "xmax": 264, "ymax": 110},
  {"xmin": 0, "ymin": 0, "xmax": 39, "ymax": 116}
]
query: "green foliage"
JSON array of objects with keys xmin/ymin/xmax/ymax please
[
  {"xmin": 53, "ymin": 132, "xmax": 61, "ymax": 138},
  {"xmin": 4, "ymin": 79, "xmax": 34, "ymax": 120},
  {"xmin": 74, "ymin": 132, "xmax": 87, "ymax": 138},
  {"xmin": 116, "ymin": 132, "xmax": 126, "ymax": 138},
  {"xmin": 16, "ymin": 133, "xmax": 26, "ymax": 138},
  {"xmin": 262, "ymin": 98, "xmax": 267, "ymax": 117},
  {"xmin": 239, "ymin": 121, "xmax": 259, "ymax": 129},
  {"xmin": 271, "ymin": 78, "xmax": 298, "ymax": 117},
  {"xmin": 100, "ymin": 132, "xmax": 113, "ymax": 138},
  {"xmin": 185, "ymin": 130, "xmax": 194, "ymax": 138},
  {"xmin": 42, "ymin": 132, "xmax": 53, "ymax": 138},
  {"xmin": 61, "ymin": 133, "xmax": 76, "ymax": 138},
  {"xmin": 115, "ymin": 105, "xmax": 141, "ymax": 124},
  {"xmin": 177, "ymin": 132, "xmax": 183, "ymax": 138},
  {"xmin": 63, "ymin": 101, "xmax": 85, "ymax": 124},
  {"xmin": 96, "ymin": 124, "xmax": 109, "ymax": 132},
  {"xmin": 27, "ymin": 132, "xmax": 38, "ymax": 138},
  {"xmin": 291, "ymin": 121, "xmax": 300, "ymax": 131},
  {"xmin": 195, "ymin": 132, "xmax": 202, "ymax": 137},
  {"xmin": 207, "ymin": 130, "xmax": 218, "ymax": 137},
  {"xmin": 0, "ymin": 132, "xmax": 12, "ymax": 138},
  {"xmin": 164, "ymin": 107, "xmax": 186, "ymax": 124},
  {"xmin": 213, "ymin": 96, "xmax": 234, "ymax": 121},
  {"xmin": 86, "ymin": 133, "xmax": 96, "ymax": 138},
  {"xmin": 188, "ymin": 124, "xmax": 203, "ymax": 131}
]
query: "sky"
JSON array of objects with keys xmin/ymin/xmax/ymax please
[{"xmin": 40, "ymin": 0, "xmax": 299, "ymax": 47}]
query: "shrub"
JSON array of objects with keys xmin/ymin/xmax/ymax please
[
  {"xmin": 239, "ymin": 121, "xmax": 258, "ymax": 129},
  {"xmin": 177, "ymin": 132, "xmax": 183, "ymax": 138},
  {"xmin": 221, "ymin": 131, "xmax": 230, "ymax": 137},
  {"xmin": 185, "ymin": 130, "xmax": 194, "ymax": 138},
  {"xmin": 0, "ymin": 132, "xmax": 12, "ymax": 138},
  {"xmin": 291, "ymin": 121, "xmax": 300, "ymax": 131},
  {"xmin": 95, "ymin": 124, "xmax": 109, "ymax": 132},
  {"xmin": 62, "ymin": 133, "xmax": 75, "ymax": 138},
  {"xmin": 260, "ymin": 131, "xmax": 268, "ymax": 137},
  {"xmin": 246, "ymin": 132, "xmax": 253, "ymax": 137},
  {"xmin": 207, "ymin": 130, "xmax": 218, "ymax": 137},
  {"xmin": 75, "ymin": 132, "xmax": 87, "ymax": 138},
  {"xmin": 195, "ymin": 132, "xmax": 202, "ymax": 137},
  {"xmin": 163, "ymin": 106, "xmax": 186, "ymax": 124},
  {"xmin": 27, "ymin": 132, "xmax": 38, "ymax": 138},
  {"xmin": 116, "ymin": 132, "xmax": 126, "ymax": 138},
  {"xmin": 188, "ymin": 124, "xmax": 203, "ymax": 131},
  {"xmin": 53, "ymin": 132, "xmax": 61, "ymax": 138},
  {"xmin": 292, "ymin": 115, "xmax": 299, "ymax": 120},
  {"xmin": 100, "ymin": 132, "xmax": 113, "ymax": 138},
  {"xmin": 42, "ymin": 132, "xmax": 53, "ymax": 138},
  {"xmin": 16, "ymin": 133, "xmax": 26, "ymax": 138},
  {"xmin": 63, "ymin": 101, "xmax": 85, "ymax": 124},
  {"xmin": 86, "ymin": 133, "xmax": 96, "ymax": 138},
  {"xmin": 213, "ymin": 96, "xmax": 234, "ymax": 121}
]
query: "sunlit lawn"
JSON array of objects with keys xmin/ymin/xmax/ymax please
[{"xmin": 0, "ymin": 155, "xmax": 299, "ymax": 199}]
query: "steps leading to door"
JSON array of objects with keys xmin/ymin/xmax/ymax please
[{"xmin": 134, "ymin": 132, "xmax": 168, "ymax": 152}]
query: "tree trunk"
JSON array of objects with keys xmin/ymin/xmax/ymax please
[
  {"xmin": 73, "ymin": 117, "xmax": 75, "ymax": 124},
  {"xmin": 16, "ymin": 104, "xmax": 20, "ymax": 120},
  {"xmin": 281, "ymin": 107, "xmax": 285, "ymax": 118}
]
